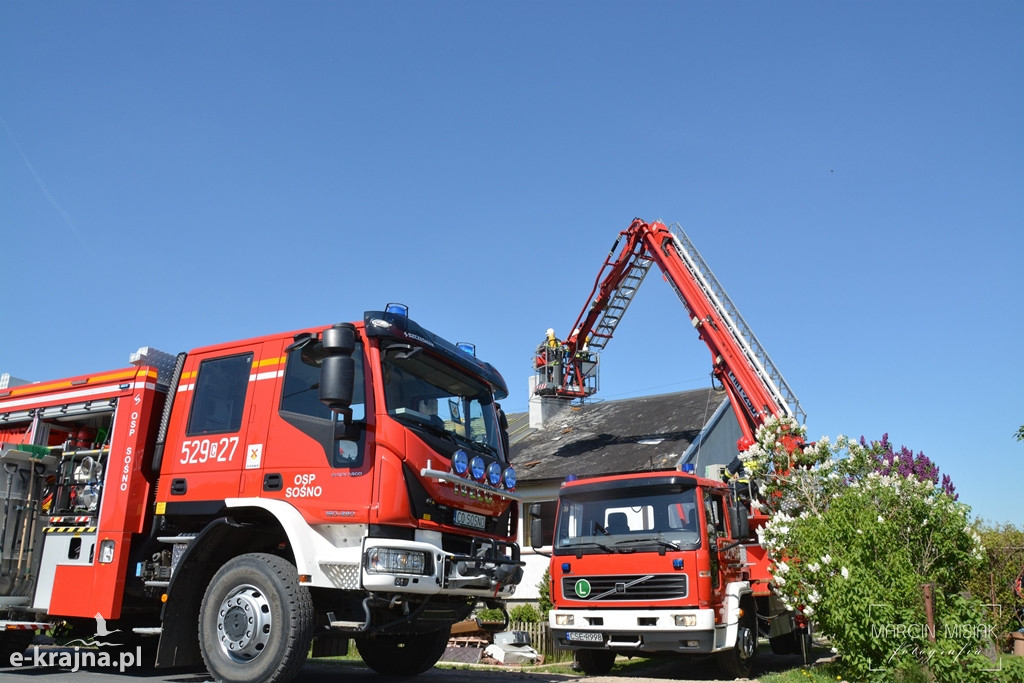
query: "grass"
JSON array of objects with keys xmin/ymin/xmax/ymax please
[
  {"xmin": 312, "ymin": 641, "xmax": 705, "ymax": 677},
  {"xmin": 313, "ymin": 637, "xmax": 1024, "ymax": 682},
  {"xmin": 759, "ymin": 652, "xmax": 1024, "ymax": 683},
  {"xmin": 760, "ymin": 666, "xmax": 848, "ymax": 683}
]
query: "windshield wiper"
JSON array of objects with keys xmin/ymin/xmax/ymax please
[
  {"xmin": 470, "ymin": 439, "xmax": 499, "ymax": 457},
  {"xmin": 452, "ymin": 431, "xmax": 498, "ymax": 458},
  {"xmin": 566, "ymin": 540, "xmax": 619, "ymax": 557},
  {"xmin": 614, "ymin": 537, "xmax": 683, "ymax": 552},
  {"xmin": 392, "ymin": 413, "xmax": 457, "ymax": 444}
]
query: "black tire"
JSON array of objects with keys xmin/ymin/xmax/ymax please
[
  {"xmin": 574, "ymin": 648, "xmax": 616, "ymax": 675},
  {"xmin": 716, "ymin": 602, "xmax": 757, "ymax": 679},
  {"xmin": 198, "ymin": 553, "xmax": 313, "ymax": 683},
  {"xmin": 0, "ymin": 631, "xmax": 33, "ymax": 660},
  {"xmin": 355, "ymin": 629, "xmax": 450, "ymax": 676}
]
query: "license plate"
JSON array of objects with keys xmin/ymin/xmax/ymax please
[
  {"xmin": 566, "ymin": 631, "xmax": 604, "ymax": 643},
  {"xmin": 454, "ymin": 510, "xmax": 486, "ymax": 530}
]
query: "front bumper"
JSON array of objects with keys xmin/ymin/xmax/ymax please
[
  {"xmin": 362, "ymin": 535, "xmax": 523, "ymax": 598},
  {"xmin": 550, "ymin": 607, "xmax": 716, "ymax": 654}
]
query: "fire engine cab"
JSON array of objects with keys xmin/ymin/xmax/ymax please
[
  {"xmin": 0, "ymin": 305, "xmax": 523, "ymax": 682},
  {"xmin": 543, "ymin": 470, "xmax": 759, "ymax": 677}
]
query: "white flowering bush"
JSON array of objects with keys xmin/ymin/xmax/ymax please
[{"xmin": 745, "ymin": 417, "xmax": 990, "ymax": 680}]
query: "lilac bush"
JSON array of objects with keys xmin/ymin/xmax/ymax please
[
  {"xmin": 862, "ymin": 433, "xmax": 957, "ymax": 499},
  {"xmin": 742, "ymin": 417, "xmax": 989, "ymax": 680}
]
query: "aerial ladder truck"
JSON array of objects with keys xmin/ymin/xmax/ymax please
[
  {"xmin": 0, "ymin": 305, "xmax": 523, "ymax": 681},
  {"xmin": 530, "ymin": 218, "xmax": 808, "ymax": 677}
]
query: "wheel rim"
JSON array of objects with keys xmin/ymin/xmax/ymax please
[
  {"xmin": 737, "ymin": 623, "xmax": 756, "ymax": 660},
  {"xmin": 215, "ymin": 583, "xmax": 273, "ymax": 662}
]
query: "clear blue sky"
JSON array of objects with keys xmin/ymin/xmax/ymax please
[{"xmin": 2, "ymin": 3, "xmax": 1021, "ymax": 525}]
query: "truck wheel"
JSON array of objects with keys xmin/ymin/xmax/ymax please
[
  {"xmin": 355, "ymin": 629, "xmax": 450, "ymax": 675},
  {"xmin": 574, "ymin": 648, "xmax": 616, "ymax": 675},
  {"xmin": 716, "ymin": 605, "xmax": 757, "ymax": 679},
  {"xmin": 199, "ymin": 553, "xmax": 313, "ymax": 683},
  {"xmin": 0, "ymin": 631, "xmax": 33, "ymax": 660}
]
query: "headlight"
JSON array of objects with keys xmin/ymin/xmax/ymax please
[
  {"xmin": 555, "ymin": 614, "xmax": 574, "ymax": 626},
  {"xmin": 365, "ymin": 548, "xmax": 427, "ymax": 575},
  {"xmin": 452, "ymin": 450, "xmax": 469, "ymax": 476},
  {"xmin": 470, "ymin": 456, "xmax": 486, "ymax": 481},
  {"xmin": 487, "ymin": 462, "xmax": 502, "ymax": 486},
  {"xmin": 674, "ymin": 614, "xmax": 697, "ymax": 627},
  {"xmin": 502, "ymin": 467, "xmax": 517, "ymax": 490}
]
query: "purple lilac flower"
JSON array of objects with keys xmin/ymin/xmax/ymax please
[{"xmin": 859, "ymin": 433, "xmax": 958, "ymax": 499}]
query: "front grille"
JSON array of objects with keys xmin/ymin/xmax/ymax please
[{"xmin": 562, "ymin": 574, "xmax": 688, "ymax": 601}]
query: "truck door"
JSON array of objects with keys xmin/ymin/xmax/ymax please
[
  {"xmin": 162, "ymin": 344, "xmax": 266, "ymax": 503},
  {"xmin": 257, "ymin": 339, "xmax": 373, "ymax": 524},
  {"xmin": 703, "ymin": 490, "xmax": 728, "ymax": 604}
]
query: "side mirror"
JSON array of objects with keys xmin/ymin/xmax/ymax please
[
  {"xmin": 729, "ymin": 501, "xmax": 750, "ymax": 540},
  {"xmin": 319, "ymin": 324, "xmax": 356, "ymax": 414},
  {"xmin": 530, "ymin": 518, "xmax": 545, "ymax": 550},
  {"xmin": 527, "ymin": 503, "xmax": 546, "ymax": 552}
]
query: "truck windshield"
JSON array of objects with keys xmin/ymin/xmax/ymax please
[
  {"xmin": 381, "ymin": 342, "xmax": 504, "ymax": 462},
  {"xmin": 554, "ymin": 485, "xmax": 701, "ymax": 554}
]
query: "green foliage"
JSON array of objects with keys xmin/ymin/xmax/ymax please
[
  {"xmin": 745, "ymin": 417, "xmax": 992, "ymax": 681},
  {"xmin": 537, "ymin": 567, "xmax": 553, "ymax": 618},
  {"xmin": 475, "ymin": 607, "xmax": 505, "ymax": 622},
  {"xmin": 968, "ymin": 519, "xmax": 1024, "ymax": 648},
  {"xmin": 863, "ymin": 657, "xmax": 1024, "ymax": 683},
  {"xmin": 507, "ymin": 602, "xmax": 540, "ymax": 623},
  {"xmin": 995, "ymin": 655, "xmax": 1024, "ymax": 682}
]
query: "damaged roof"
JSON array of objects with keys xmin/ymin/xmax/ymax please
[{"xmin": 509, "ymin": 387, "xmax": 729, "ymax": 483}]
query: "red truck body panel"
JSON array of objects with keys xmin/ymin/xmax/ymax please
[{"xmin": 1, "ymin": 308, "xmax": 522, "ymax": 683}]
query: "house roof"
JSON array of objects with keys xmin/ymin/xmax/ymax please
[{"xmin": 508, "ymin": 387, "xmax": 730, "ymax": 483}]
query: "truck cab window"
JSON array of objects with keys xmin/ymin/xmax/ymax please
[
  {"xmin": 704, "ymin": 492, "xmax": 727, "ymax": 539},
  {"xmin": 554, "ymin": 485, "xmax": 701, "ymax": 554},
  {"xmin": 381, "ymin": 343, "xmax": 504, "ymax": 462},
  {"xmin": 281, "ymin": 342, "xmax": 365, "ymax": 422},
  {"xmin": 280, "ymin": 342, "xmax": 366, "ymax": 468},
  {"xmin": 187, "ymin": 353, "xmax": 253, "ymax": 436}
]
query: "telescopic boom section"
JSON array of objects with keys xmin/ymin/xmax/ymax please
[{"xmin": 535, "ymin": 218, "xmax": 805, "ymax": 449}]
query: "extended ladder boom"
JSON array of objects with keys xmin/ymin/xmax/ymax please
[
  {"xmin": 663, "ymin": 223, "xmax": 805, "ymax": 427},
  {"xmin": 534, "ymin": 218, "xmax": 804, "ymax": 447}
]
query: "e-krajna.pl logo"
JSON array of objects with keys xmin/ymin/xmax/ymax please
[
  {"xmin": 7, "ymin": 612, "xmax": 144, "ymax": 673},
  {"xmin": 9, "ymin": 645, "xmax": 143, "ymax": 674}
]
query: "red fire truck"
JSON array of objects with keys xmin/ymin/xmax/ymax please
[
  {"xmin": 0, "ymin": 305, "xmax": 523, "ymax": 682},
  {"xmin": 530, "ymin": 219, "xmax": 807, "ymax": 677}
]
